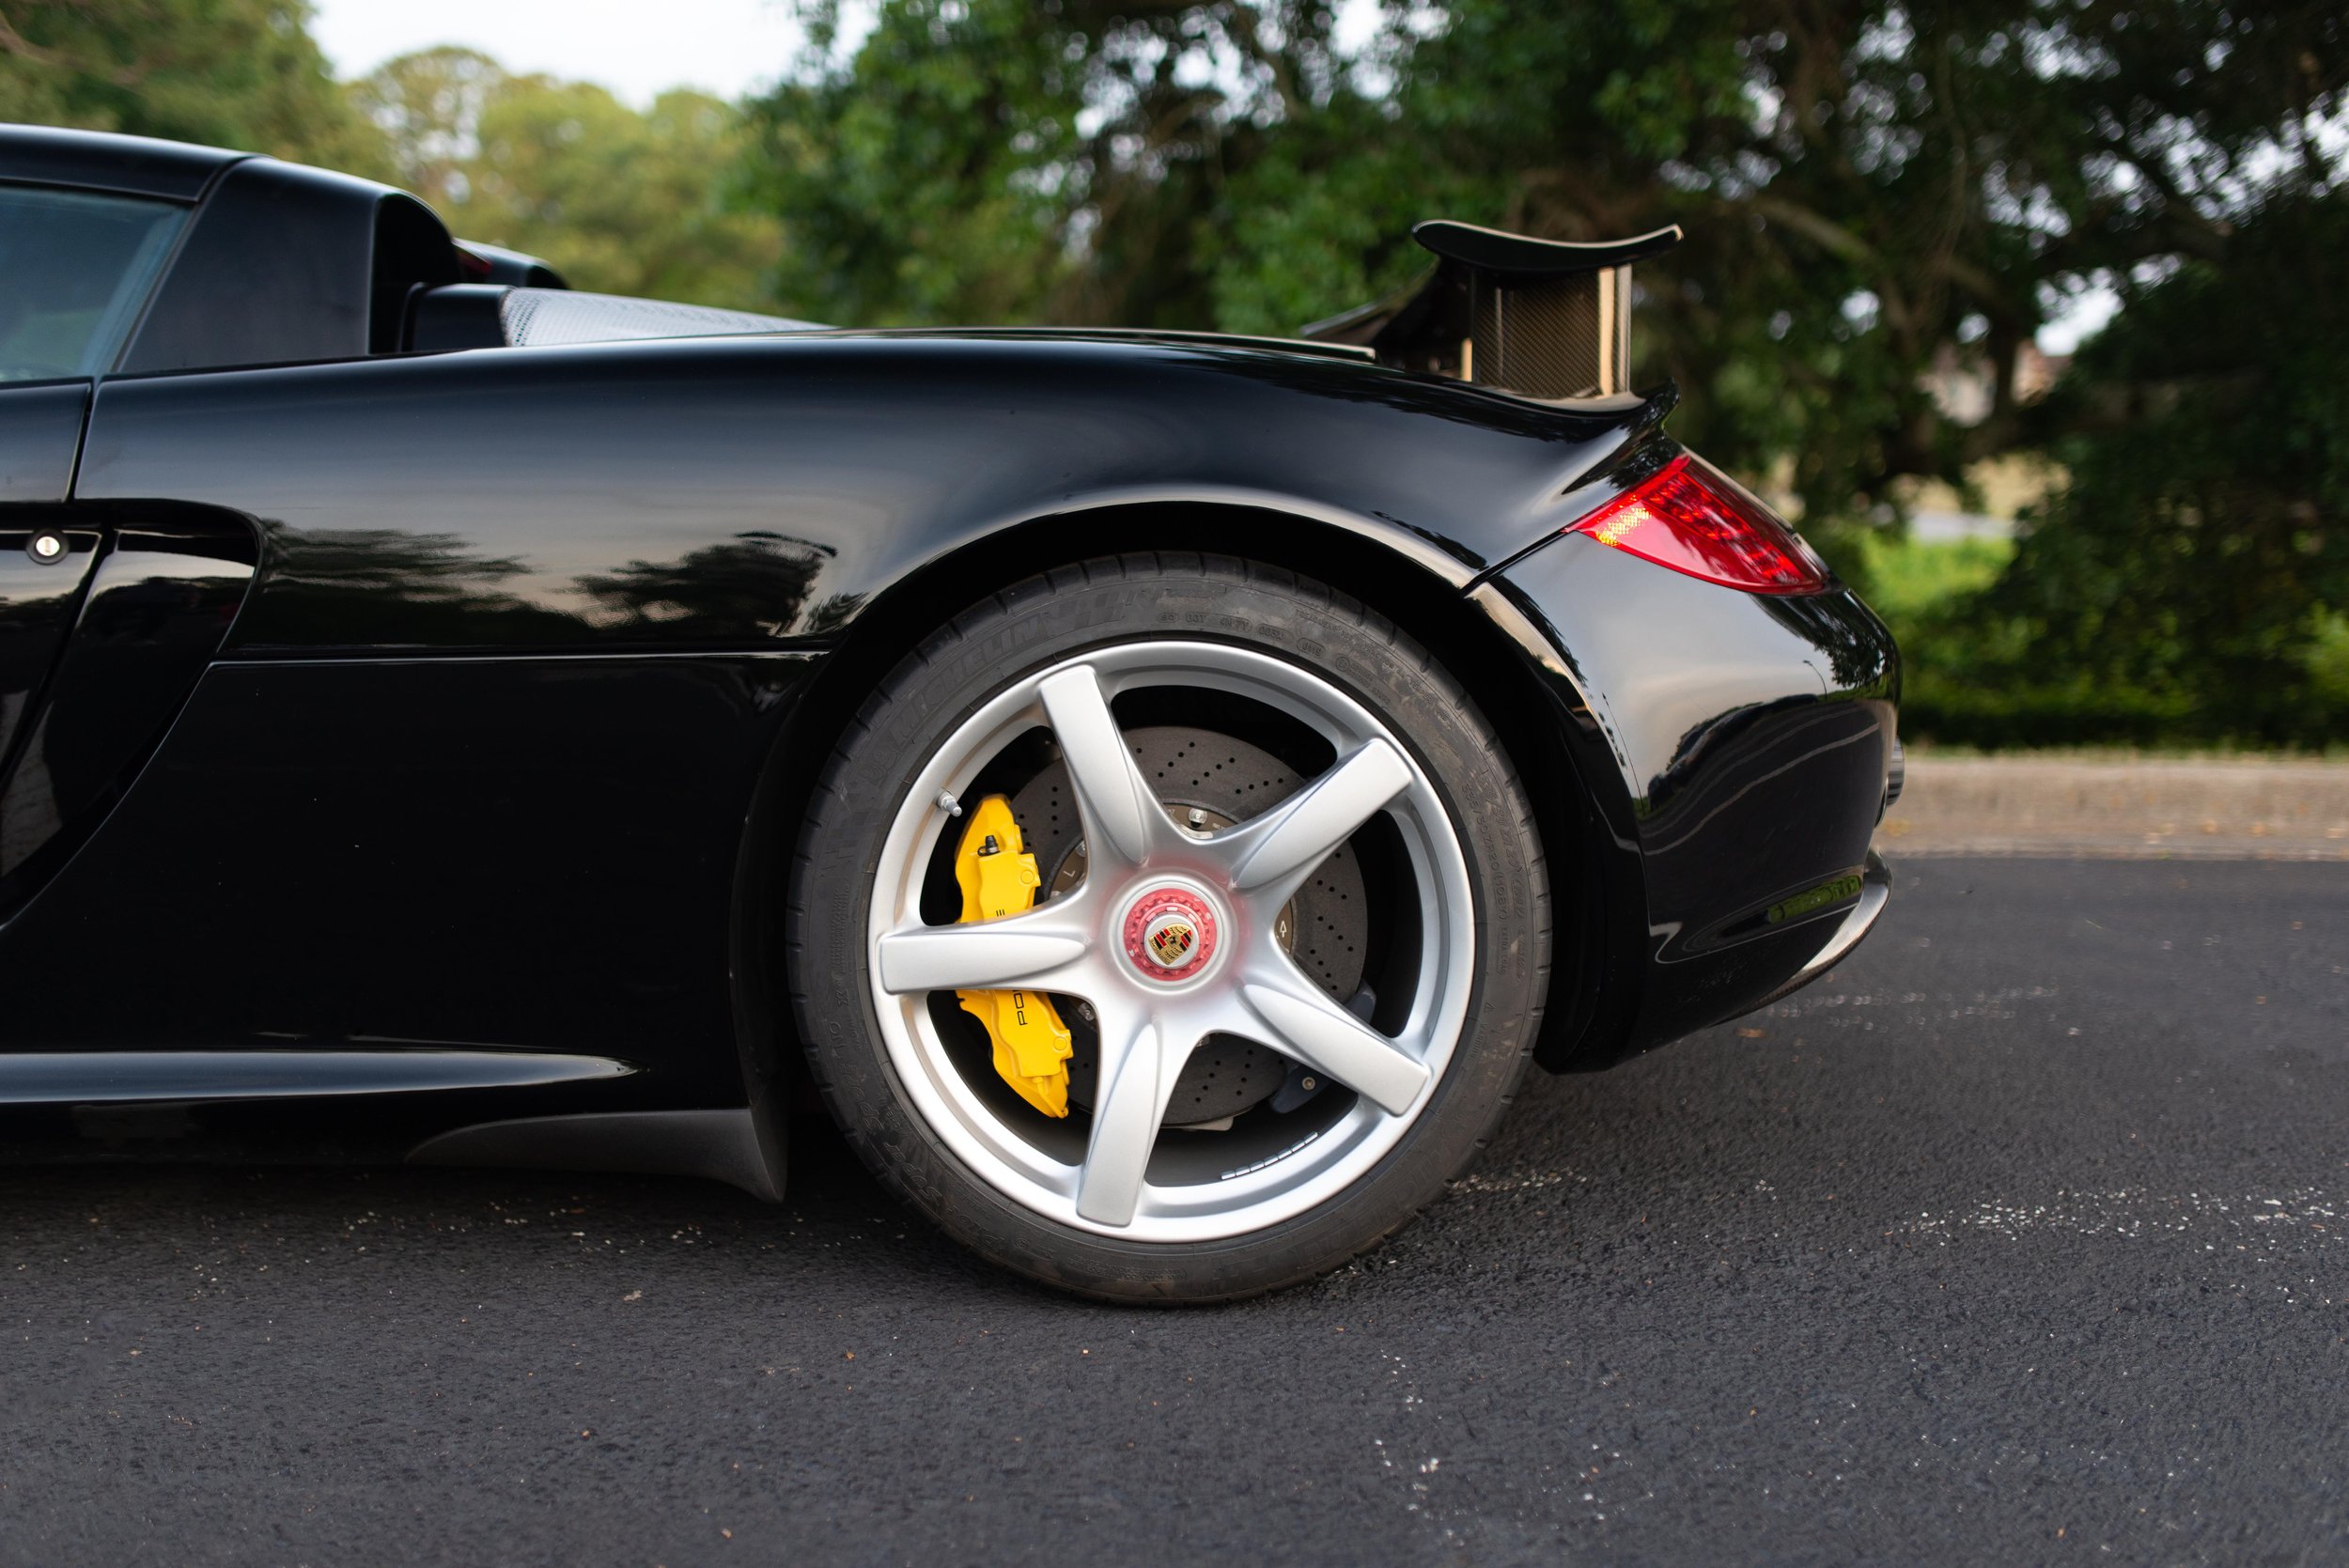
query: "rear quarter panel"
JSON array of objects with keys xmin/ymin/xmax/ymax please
[{"xmin": 73, "ymin": 334, "xmax": 1653, "ymax": 652}]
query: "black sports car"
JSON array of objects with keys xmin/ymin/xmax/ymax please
[{"xmin": 0, "ymin": 125, "xmax": 1898, "ymax": 1300}]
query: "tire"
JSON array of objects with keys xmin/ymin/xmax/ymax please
[{"xmin": 786, "ymin": 553, "xmax": 1549, "ymax": 1302}]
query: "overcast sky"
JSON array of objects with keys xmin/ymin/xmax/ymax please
[{"xmin": 309, "ymin": 0, "xmax": 823, "ymax": 106}]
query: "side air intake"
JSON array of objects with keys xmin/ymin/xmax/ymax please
[{"xmin": 1300, "ymin": 220, "xmax": 1681, "ymax": 401}]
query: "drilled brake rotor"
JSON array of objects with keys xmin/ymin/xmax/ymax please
[{"xmin": 1008, "ymin": 725, "xmax": 1370, "ymax": 1126}]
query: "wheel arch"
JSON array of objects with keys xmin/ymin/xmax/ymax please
[{"xmin": 739, "ymin": 498, "xmax": 1646, "ymax": 1102}]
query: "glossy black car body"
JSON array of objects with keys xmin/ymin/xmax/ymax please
[{"xmin": 0, "ymin": 126, "xmax": 1897, "ymax": 1198}]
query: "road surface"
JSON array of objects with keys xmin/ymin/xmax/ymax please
[{"xmin": 4, "ymin": 859, "xmax": 2344, "ymax": 1563}]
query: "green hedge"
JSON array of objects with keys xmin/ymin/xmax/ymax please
[{"xmin": 1839, "ymin": 534, "xmax": 2345, "ymax": 752}]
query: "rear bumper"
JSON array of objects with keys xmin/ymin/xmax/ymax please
[
  {"xmin": 1476, "ymin": 529, "xmax": 1901, "ymax": 1066},
  {"xmin": 1748, "ymin": 848, "xmax": 1891, "ymax": 1013}
]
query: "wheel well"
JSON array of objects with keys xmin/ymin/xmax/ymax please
[{"xmin": 747, "ymin": 502, "xmax": 1637, "ymax": 1089}]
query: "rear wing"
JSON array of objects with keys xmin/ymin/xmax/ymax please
[{"xmin": 1300, "ymin": 220, "xmax": 1681, "ymax": 401}]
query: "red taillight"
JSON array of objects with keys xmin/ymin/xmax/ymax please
[{"xmin": 1567, "ymin": 455, "xmax": 1828, "ymax": 594}]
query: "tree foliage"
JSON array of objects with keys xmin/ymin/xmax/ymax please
[
  {"xmin": 1, "ymin": 15, "xmax": 781, "ymax": 310},
  {"xmin": 744, "ymin": 1, "xmax": 1373, "ymax": 329},
  {"xmin": 352, "ymin": 48, "xmax": 783, "ymax": 308},
  {"xmin": 0, "ymin": 0, "xmax": 385, "ymax": 173},
  {"xmin": 1906, "ymin": 192, "xmax": 2349, "ymax": 745}
]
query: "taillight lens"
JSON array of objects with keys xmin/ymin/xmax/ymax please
[{"xmin": 1567, "ymin": 455, "xmax": 1828, "ymax": 594}]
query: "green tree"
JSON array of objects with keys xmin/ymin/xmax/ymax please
[
  {"xmin": 354, "ymin": 50, "xmax": 784, "ymax": 309},
  {"xmin": 0, "ymin": 0, "xmax": 387, "ymax": 173},
  {"xmin": 469, "ymin": 80, "xmax": 783, "ymax": 308},
  {"xmin": 344, "ymin": 44, "xmax": 505, "ymax": 210},
  {"xmin": 744, "ymin": 0, "xmax": 1362, "ymax": 327},
  {"xmin": 1907, "ymin": 191, "xmax": 2349, "ymax": 746}
]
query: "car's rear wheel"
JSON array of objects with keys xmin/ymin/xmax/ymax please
[{"xmin": 786, "ymin": 554, "xmax": 1548, "ymax": 1301}]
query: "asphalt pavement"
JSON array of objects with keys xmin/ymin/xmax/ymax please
[{"xmin": 4, "ymin": 858, "xmax": 2346, "ymax": 1566}]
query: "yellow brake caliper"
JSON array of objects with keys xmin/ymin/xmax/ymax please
[{"xmin": 951, "ymin": 795, "xmax": 1073, "ymax": 1118}]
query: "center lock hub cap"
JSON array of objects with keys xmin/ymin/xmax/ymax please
[{"xmin": 1121, "ymin": 887, "xmax": 1219, "ymax": 983}]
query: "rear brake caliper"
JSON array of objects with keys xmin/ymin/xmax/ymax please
[{"xmin": 952, "ymin": 796, "xmax": 1073, "ymax": 1118}]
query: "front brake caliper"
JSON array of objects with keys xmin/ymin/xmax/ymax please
[{"xmin": 952, "ymin": 795, "xmax": 1073, "ymax": 1118}]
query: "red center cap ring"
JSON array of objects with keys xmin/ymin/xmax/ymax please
[{"xmin": 1122, "ymin": 888, "xmax": 1219, "ymax": 982}]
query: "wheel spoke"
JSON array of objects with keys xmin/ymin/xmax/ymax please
[
  {"xmin": 1075, "ymin": 1017, "xmax": 1185, "ymax": 1227},
  {"xmin": 1038, "ymin": 665, "xmax": 1158, "ymax": 866},
  {"xmin": 1221, "ymin": 738, "xmax": 1411, "ymax": 896},
  {"xmin": 1239, "ymin": 976, "xmax": 1430, "ymax": 1116},
  {"xmin": 874, "ymin": 906, "xmax": 1091, "ymax": 995}
]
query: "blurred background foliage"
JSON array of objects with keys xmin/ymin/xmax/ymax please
[
  {"xmin": 349, "ymin": 47, "xmax": 782, "ymax": 310},
  {"xmin": 2, "ymin": 0, "xmax": 2344, "ymax": 745},
  {"xmin": 0, "ymin": 0, "xmax": 381, "ymax": 171}
]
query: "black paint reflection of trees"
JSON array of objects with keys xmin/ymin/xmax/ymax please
[
  {"xmin": 255, "ymin": 524, "xmax": 845, "ymax": 645},
  {"xmin": 257, "ymin": 522, "xmax": 584, "ymax": 645},
  {"xmin": 801, "ymin": 592, "xmax": 864, "ymax": 636},
  {"xmin": 573, "ymin": 531, "xmax": 834, "ymax": 637},
  {"xmin": 265, "ymin": 525, "xmax": 532, "ymax": 598}
]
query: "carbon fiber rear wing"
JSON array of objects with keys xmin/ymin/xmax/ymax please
[{"xmin": 1299, "ymin": 221, "xmax": 1681, "ymax": 401}]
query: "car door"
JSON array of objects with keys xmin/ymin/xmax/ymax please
[
  {"xmin": 0, "ymin": 380, "xmax": 95, "ymax": 785},
  {"xmin": 0, "ymin": 181, "xmax": 197, "ymax": 897}
]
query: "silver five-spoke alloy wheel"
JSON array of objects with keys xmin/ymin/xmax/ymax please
[{"xmin": 864, "ymin": 641, "xmax": 1476, "ymax": 1243}]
